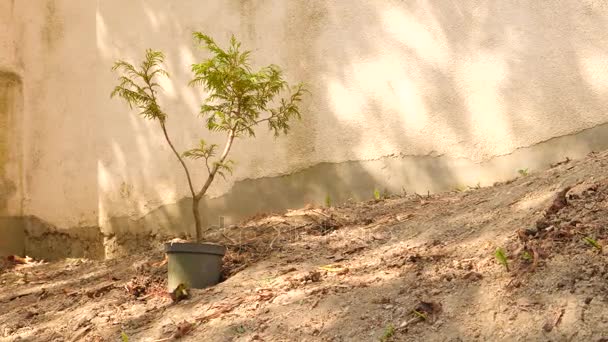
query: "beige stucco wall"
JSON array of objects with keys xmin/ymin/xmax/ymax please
[{"xmin": 3, "ymin": 0, "xmax": 608, "ymax": 257}]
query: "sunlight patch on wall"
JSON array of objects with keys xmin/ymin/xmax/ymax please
[
  {"xmin": 143, "ymin": 5, "xmax": 161, "ymax": 31},
  {"xmin": 177, "ymin": 45, "xmax": 201, "ymax": 113},
  {"xmin": 326, "ymin": 79, "xmax": 366, "ymax": 122},
  {"xmin": 157, "ymin": 69, "xmax": 176, "ymax": 98},
  {"xmin": 578, "ymin": 51, "xmax": 608, "ymax": 94},
  {"xmin": 388, "ymin": 78, "xmax": 429, "ymax": 132},
  {"xmin": 457, "ymin": 51, "xmax": 513, "ymax": 157},
  {"xmin": 97, "ymin": 160, "xmax": 110, "ymax": 228},
  {"xmin": 95, "ymin": 10, "xmax": 116, "ymax": 59},
  {"xmin": 380, "ymin": 6, "xmax": 449, "ymax": 69}
]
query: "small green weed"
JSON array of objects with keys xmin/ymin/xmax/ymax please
[
  {"xmin": 120, "ymin": 332, "xmax": 129, "ymax": 342},
  {"xmin": 412, "ymin": 310, "xmax": 428, "ymax": 320},
  {"xmin": 234, "ymin": 325, "xmax": 246, "ymax": 335},
  {"xmin": 379, "ymin": 324, "xmax": 395, "ymax": 342},
  {"xmin": 325, "ymin": 194, "xmax": 332, "ymax": 208},
  {"xmin": 518, "ymin": 168, "xmax": 529, "ymax": 177},
  {"xmin": 374, "ymin": 188, "xmax": 381, "ymax": 201},
  {"xmin": 521, "ymin": 250, "xmax": 532, "ymax": 261},
  {"xmin": 382, "ymin": 188, "xmax": 391, "ymax": 199},
  {"xmin": 583, "ymin": 236, "xmax": 602, "ymax": 251},
  {"xmin": 495, "ymin": 247, "xmax": 509, "ymax": 271},
  {"xmin": 454, "ymin": 185, "xmax": 468, "ymax": 192}
]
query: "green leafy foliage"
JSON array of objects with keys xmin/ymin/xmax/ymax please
[
  {"xmin": 495, "ymin": 247, "xmax": 509, "ymax": 271},
  {"xmin": 213, "ymin": 159, "xmax": 235, "ymax": 180},
  {"xmin": 111, "ymin": 50, "xmax": 168, "ymax": 122},
  {"xmin": 191, "ymin": 32, "xmax": 306, "ymax": 138},
  {"xmin": 518, "ymin": 168, "xmax": 529, "ymax": 177},
  {"xmin": 325, "ymin": 194, "xmax": 332, "ymax": 208},
  {"xmin": 120, "ymin": 332, "xmax": 129, "ymax": 342}
]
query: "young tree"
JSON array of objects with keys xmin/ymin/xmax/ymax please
[{"xmin": 111, "ymin": 33, "xmax": 306, "ymax": 242}]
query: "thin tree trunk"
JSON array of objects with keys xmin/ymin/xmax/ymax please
[
  {"xmin": 194, "ymin": 129, "xmax": 236, "ymax": 242},
  {"xmin": 192, "ymin": 196, "xmax": 202, "ymax": 242},
  {"xmin": 160, "ymin": 122, "xmax": 197, "ymax": 198},
  {"xmin": 160, "ymin": 121, "xmax": 200, "ymax": 240}
]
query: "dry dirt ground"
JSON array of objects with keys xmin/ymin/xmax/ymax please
[{"xmin": 3, "ymin": 151, "xmax": 608, "ymax": 341}]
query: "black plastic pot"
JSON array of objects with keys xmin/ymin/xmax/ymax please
[{"xmin": 164, "ymin": 242, "xmax": 226, "ymax": 290}]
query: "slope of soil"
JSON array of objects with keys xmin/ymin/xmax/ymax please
[{"xmin": 2, "ymin": 151, "xmax": 608, "ymax": 341}]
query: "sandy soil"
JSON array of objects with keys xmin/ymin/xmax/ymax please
[{"xmin": 2, "ymin": 150, "xmax": 608, "ymax": 341}]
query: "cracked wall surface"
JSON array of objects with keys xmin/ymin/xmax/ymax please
[{"xmin": 2, "ymin": 0, "xmax": 608, "ymax": 258}]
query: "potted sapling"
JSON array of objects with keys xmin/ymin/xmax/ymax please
[{"xmin": 111, "ymin": 33, "xmax": 305, "ymax": 289}]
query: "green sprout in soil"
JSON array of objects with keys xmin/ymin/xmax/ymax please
[
  {"xmin": 412, "ymin": 310, "xmax": 428, "ymax": 320},
  {"xmin": 583, "ymin": 236, "xmax": 602, "ymax": 251},
  {"xmin": 374, "ymin": 189, "xmax": 382, "ymax": 201},
  {"xmin": 454, "ymin": 185, "xmax": 468, "ymax": 192},
  {"xmin": 234, "ymin": 325, "xmax": 246, "ymax": 335},
  {"xmin": 382, "ymin": 188, "xmax": 390, "ymax": 199},
  {"xmin": 495, "ymin": 247, "xmax": 509, "ymax": 271},
  {"xmin": 379, "ymin": 324, "xmax": 395, "ymax": 342},
  {"xmin": 325, "ymin": 194, "xmax": 332, "ymax": 208},
  {"xmin": 374, "ymin": 188, "xmax": 381, "ymax": 201},
  {"xmin": 518, "ymin": 168, "xmax": 529, "ymax": 177}
]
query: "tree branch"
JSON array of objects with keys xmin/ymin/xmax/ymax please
[
  {"xmin": 203, "ymin": 155, "xmax": 212, "ymax": 175},
  {"xmin": 196, "ymin": 128, "xmax": 236, "ymax": 199},
  {"xmin": 160, "ymin": 122, "xmax": 197, "ymax": 199},
  {"xmin": 236, "ymin": 115, "xmax": 273, "ymax": 135},
  {"xmin": 138, "ymin": 67, "xmax": 197, "ymax": 200}
]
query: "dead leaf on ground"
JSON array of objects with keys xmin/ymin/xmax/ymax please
[
  {"xmin": 542, "ymin": 308, "xmax": 565, "ymax": 332},
  {"xmin": 279, "ymin": 267, "xmax": 297, "ymax": 275},
  {"xmin": 318, "ymin": 264, "xmax": 349, "ymax": 275},
  {"xmin": 153, "ymin": 321, "xmax": 196, "ymax": 342},
  {"xmin": 69, "ymin": 326, "xmax": 91, "ymax": 342},
  {"xmin": 197, "ymin": 298, "xmax": 244, "ymax": 322},
  {"xmin": 86, "ymin": 283, "xmax": 115, "ymax": 298},
  {"xmin": 174, "ymin": 321, "xmax": 195, "ymax": 338},
  {"xmin": 293, "ymin": 270, "xmax": 322, "ymax": 285},
  {"xmin": 344, "ymin": 246, "xmax": 365, "ymax": 255},
  {"xmin": 7, "ymin": 255, "xmax": 44, "ymax": 266},
  {"xmin": 125, "ymin": 278, "xmax": 147, "ymax": 298},
  {"xmin": 255, "ymin": 288, "xmax": 275, "ymax": 302}
]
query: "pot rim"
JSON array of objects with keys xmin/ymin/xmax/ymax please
[{"xmin": 164, "ymin": 242, "xmax": 226, "ymax": 256}]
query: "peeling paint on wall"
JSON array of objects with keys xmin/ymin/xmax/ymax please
[{"xmin": 23, "ymin": 215, "xmax": 104, "ymax": 260}]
